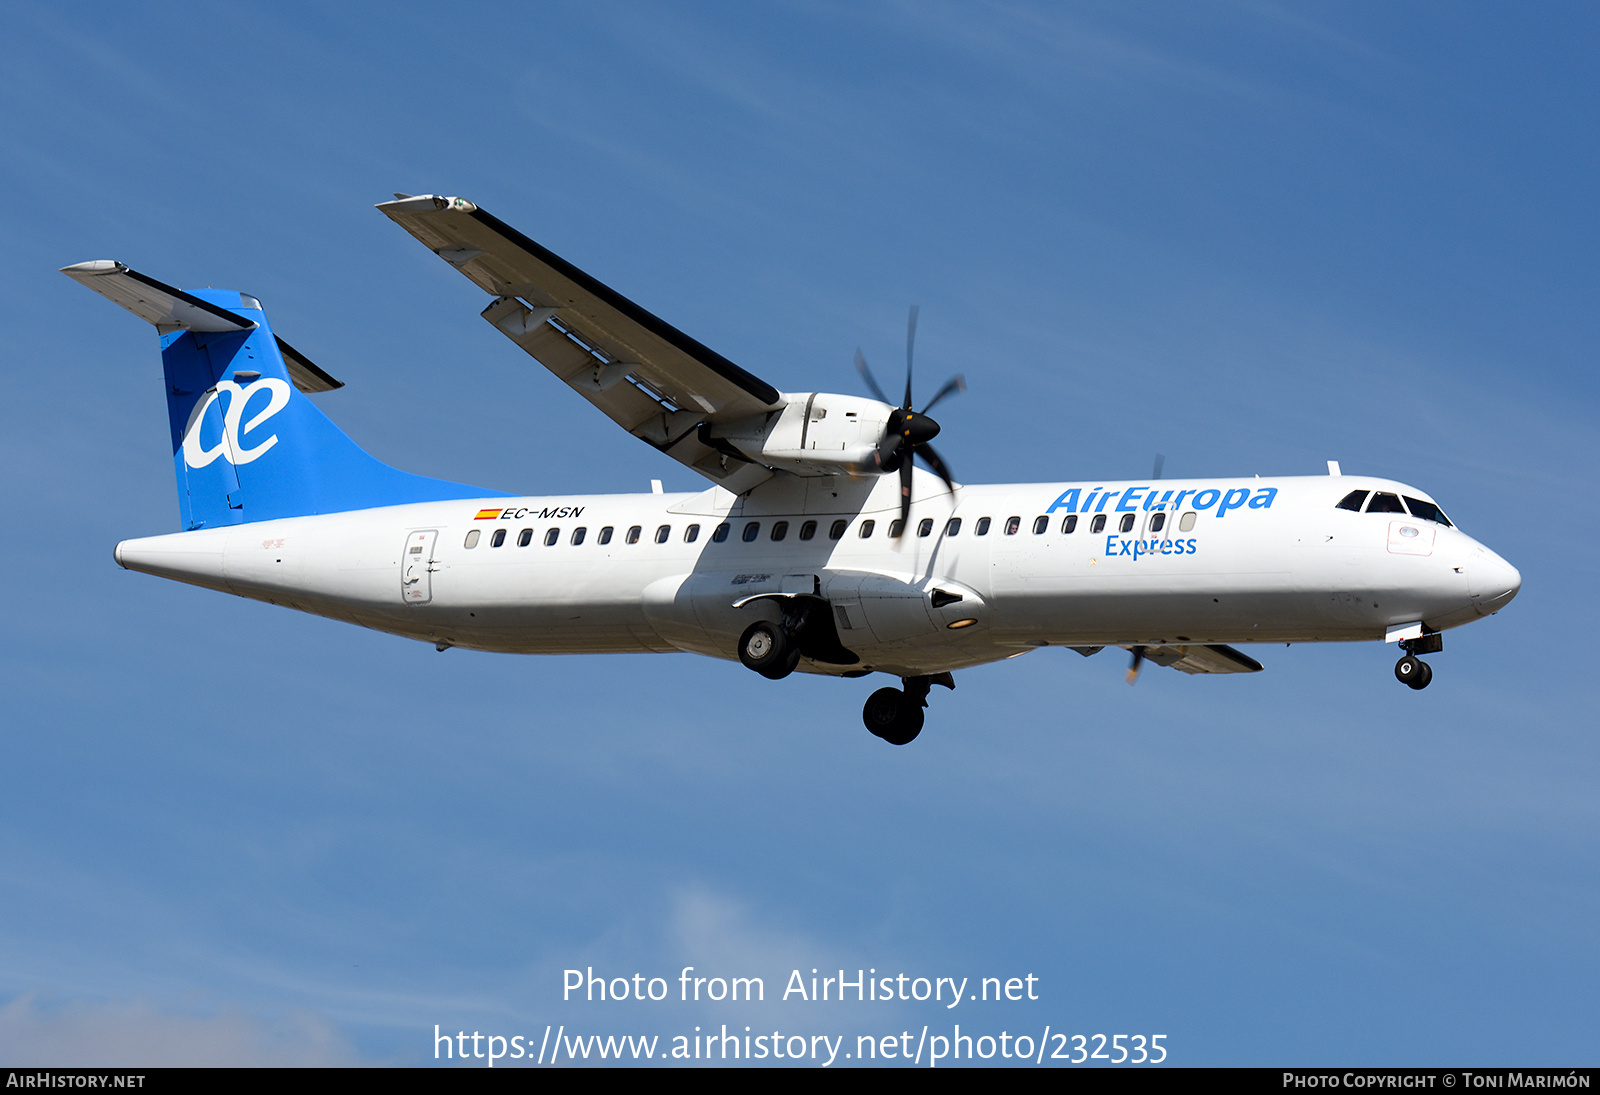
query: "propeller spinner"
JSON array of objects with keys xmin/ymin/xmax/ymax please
[{"xmin": 855, "ymin": 306, "xmax": 965, "ymax": 535}]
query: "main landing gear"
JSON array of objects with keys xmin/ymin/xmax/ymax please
[
  {"xmin": 736, "ymin": 594, "xmax": 859, "ymax": 682},
  {"xmin": 1394, "ymin": 631, "xmax": 1442, "ymax": 691},
  {"xmin": 738, "ymin": 620, "xmax": 801, "ymax": 680},
  {"xmin": 862, "ymin": 673, "xmax": 954, "ymax": 746}
]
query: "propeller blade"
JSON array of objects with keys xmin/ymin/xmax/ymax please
[
  {"xmin": 875, "ymin": 428, "xmax": 904, "ymax": 472},
  {"xmin": 903, "ymin": 304, "xmax": 918, "ymax": 409},
  {"xmin": 1126, "ymin": 645, "xmax": 1146, "ymax": 685},
  {"xmin": 855, "ymin": 348, "xmax": 890, "ymax": 406},
  {"xmin": 898, "ymin": 458, "xmax": 914, "ymax": 534},
  {"xmin": 1151, "ymin": 453, "xmax": 1165, "ymax": 480},
  {"xmin": 916, "ymin": 442, "xmax": 956, "ymax": 494},
  {"xmin": 921, "ymin": 374, "xmax": 966, "ymax": 414}
]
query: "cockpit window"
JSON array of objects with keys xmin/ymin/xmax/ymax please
[
  {"xmin": 1366, "ymin": 492, "xmax": 1405, "ymax": 514},
  {"xmin": 1335, "ymin": 490, "xmax": 1369, "ymax": 512},
  {"xmin": 1403, "ymin": 496, "xmax": 1452, "ymax": 526}
]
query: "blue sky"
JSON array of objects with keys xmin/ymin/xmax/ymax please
[{"xmin": 1, "ymin": 0, "xmax": 1595, "ymax": 1067}]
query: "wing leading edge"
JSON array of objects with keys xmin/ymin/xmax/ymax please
[{"xmin": 377, "ymin": 195, "xmax": 783, "ymax": 492}]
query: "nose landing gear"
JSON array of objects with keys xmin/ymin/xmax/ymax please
[
  {"xmin": 862, "ymin": 673, "xmax": 954, "ymax": 745},
  {"xmin": 1394, "ymin": 631, "xmax": 1442, "ymax": 690},
  {"xmin": 1394, "ymin": 654, "xmax": 1433, "ymax": 689}
]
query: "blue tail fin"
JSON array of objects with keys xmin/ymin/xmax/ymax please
[{"xmin": 65, "ymin": 263, "xmax": 506, "ymax": 529}]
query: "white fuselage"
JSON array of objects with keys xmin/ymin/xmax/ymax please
[{"xmin": 113, "ymin": 470, "xmax": 1520, "ymax": 678}]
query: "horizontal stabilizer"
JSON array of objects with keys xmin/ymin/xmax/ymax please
[
  {"xmin": 1135, "ymin": 643, "xmax": 1264, "ymax": 674},
  {"xmin": 62, "ymin": 260, "xmax": 253, "ymax": 333},
  {"xmin": 62, "ymin": 261, "xmax": 342, "ymax": 393},
  {"xmin": 274, "ymin": 335, "xmax": 342, "ymax": 393}
]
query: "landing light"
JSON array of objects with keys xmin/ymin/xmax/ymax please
[{"xmin": 946, "ymin": 618, "xmax": 977, "ymax": 630}]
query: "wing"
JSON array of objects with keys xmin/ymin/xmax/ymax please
[
  {"xmin": 377, "ymin": 195, "xmax": 782, "ymax": 491},
  {"xmin": 1132, "ymin": 643, "xmax": 1265, "ymax": 674}
]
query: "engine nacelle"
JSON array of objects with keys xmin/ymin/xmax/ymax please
[{"xmin": 707, "ymin": 392, "xmax": 892, "ymax": 477}]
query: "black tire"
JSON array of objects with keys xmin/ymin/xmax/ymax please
[
  {"xmin": 862, "ymin": 687, "xmax": 924, "ymax": 745},
  {"xmin": 760, "ymin": 644, "xmax": 802, "ymax": 681},
  {"xmin": 738, "ymin": 621, "xmax": 793, "ymax": 678},
  {"xmin": 1407, "ymin": 659, "xmax": 1433, "ymax": 690},
  {"xmin": 1395, "ymin": 655, "xmax": 1425, "ymax": 687}
]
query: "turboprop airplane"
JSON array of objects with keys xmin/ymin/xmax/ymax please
[{"xmin": 64, "ymin": 194, "xmax": 1521, "ymax": 745}]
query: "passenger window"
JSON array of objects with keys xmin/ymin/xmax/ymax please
[
  {"xmin": 571, "ymin": 527, "xmax": 586, "ymax": 545},
  {"xmin": 463, "ymin": 529, "xmax": 480, "ymax": 548},
  {"xmin": 918, "ymin": 518, "xmax": 934, "ymax": 537},
  {"xmin": 491, "ymin": 529, "xmax": 506, "ymax": 547},
  {"xmin": 771, "ymin": 521, "xmax": 789, "ymax": 541},
  {"xmin": 1335, "ymin": 490, "xmax": 1369, "ymax": 512},
  {"xmin": 1004, "ymin": 516, "xmax": 1021, "ymax": 535},
  {"xmin": 598, "ymin": 526, "xmax": 614, "ymax": 545},
  {"xmin": 1366, "ymin": 492, "xmax": 1405, "ymax": 514},
  {"xmin": 684, "ymin": 524, "xmax": 700, "ymax": 543},
  {"xmin": 712, "ymin": 522, "xmax": 730, "ymax": 543},
  {"xmin": 1090, "ymin": 514, "xmax": 1106, "ymax": 534},
  {"xmin": 887, "ymin": 519, "xmax": 905, "ymax": 538},
  {"xmin": 1032, "ymin": 516, "xmax": 1048, "ymax": 535},
  {"xmin": 742, "ymin": 522, "xmax": 760, "ymax": 542},
  {"xmin": 1403, "ymin": 496, "xmax": 1450, "ymax": 525},
  {"xmin": 1149, "ymin": 512, "xmax": 1166, "ymax": 533},
  {"xmin": 799, "ymin": 520, "xmax": 817, "ymax": 541},
  {"xmin": 1179, "ymin": 511, "xmax": 1196, "ymax": 531},
  {"xmin": 975, "ymin": 517, "xmax": 991, "ymax": 536},
  {"xmin": 945, "ymin": 517, "xmax": 962, "ymax": 536},
  {"xmin": 517, "ymin": 528, "xmax": 533, "ymax": 547},
  {"xmin": 626, "ymin": 525, "xmax": 642, "ymax": 544},
  {"xmin": 1118, "ymin": 513, "xmax": 1135, "ymax": 533},
  {"xmin": 828, "ymin": 519, "xmax": 847, "ymax": 540},
  {"xmin": 544, "ymin": 528, "xmax": 559, "ymax": 546},
  {"xmin": 655, "ymin": 525, "xmax": 671, "ymax": 544},
  {"xmin": 859, "ymin": 519, "xmax": 876, "ymax": 538},
  {"xmin": 1061, "ymin": 514, "xmax": 1078, "ymax": 534}
]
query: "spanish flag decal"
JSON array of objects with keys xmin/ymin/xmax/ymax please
[{"xmin": 474, "ymin": 508, "xmax": 503, "ymax": 520}]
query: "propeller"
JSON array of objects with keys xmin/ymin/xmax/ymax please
[
  {"xmin": 854, "ymin": 306, "xmax": 966, "ymax": 535},
  {"xmin": 1126, "ymin": 645, "xmax": 1146, "ymax": 685}
]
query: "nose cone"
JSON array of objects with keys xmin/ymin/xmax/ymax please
[{"xmin": 1470, "ymin": 547, "xmax": 1521, "ymax": 616}]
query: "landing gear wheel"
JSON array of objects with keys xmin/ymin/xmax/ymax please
[
  {"xmin": 763, "ymin": 646, "xmax": 801, "ymax": 680},
  {"xmin": 1395, "ymin": 655, "xmax": 1433, "ymax": 690},
  {"xmin": 739, "ymin": 621, "xmax": 798, "ymax": 680},
  {"xmin": 862, "ymin": 687, "xmax": 924, "ymax": 745}
]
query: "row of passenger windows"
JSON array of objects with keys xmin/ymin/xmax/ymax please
[
  {"xmin": 461, "ymin": 509, "xmax": 1196, "ymax": 550},
  {"xmin": 1335, "ymin": 490, "xmax": 1452, "ymax": 526}
]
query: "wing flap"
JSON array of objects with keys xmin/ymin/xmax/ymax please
[{"xmin": 1138, "ymin": 643, "xmax": 1264, "ymax": 674}]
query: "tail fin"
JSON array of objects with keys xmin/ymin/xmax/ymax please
[{"xmin": 64, "ymin": 261, "xmax": 505, "ymax": 530}]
